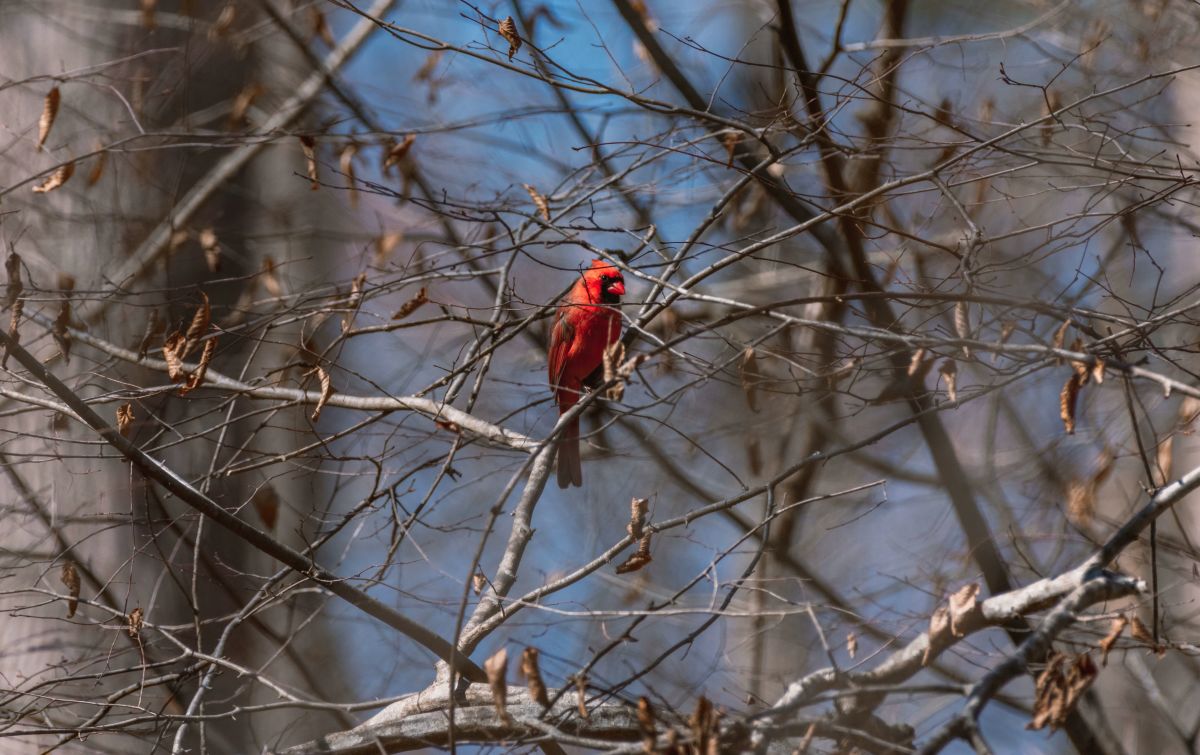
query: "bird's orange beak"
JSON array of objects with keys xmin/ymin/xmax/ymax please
[{"xmin": 609, "ymin": 280, "xmax": 625, "ymax": 297}]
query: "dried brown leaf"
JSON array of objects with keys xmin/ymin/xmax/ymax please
[
  {"xmin": 1029, "ymin": 652, "xmax": 1097, "ymax": 731},
  {"xmin": 1156, "ymin": 436, "xmax": 1174, "ymax": 487},
  {"xmin": 383, "ymin": 134, "xmax": 415, "ymax": 171},
  {"xmin": 472, "ymin": 571, "xmax": 486, "ymax": 596},
  {"xmin": 32, "ymin": 161, "xmax": 75, "ymax": 193},
  {"xmin": 1066, "ymin": 479, "xmax": 1095, "ymax": 527},
  {"xmin": 498, "ymin": 16, "xmax": 522, "ymax": 60},
  {"xmin": 252, "ymin": 484, "xmax": 279, "ymax": 530},
  {"xmin": 940, "ymin": 358, "xmax": 958, "ymax": 403},
  {"xmin": 846, "ymin": 631, "xmax": 858, "ymax": 660},
  {"xmin": 199, "ymin": 227, "xmax": 220, "ymax": 273},
  {"xmin": 575, "ymin": 674, "xmax": 589, "ymax": 720},
  {"xmin": 1052, "ymin": 318, "xmax": 1070, "ymax": 354},
  {"xmin": 616, "ymin": 533, "xmax": 652, "ymax": 574},
  {"xmin": 311, "ymin": 366, "xmax": 334, "ymax": 422},
  {"xmin": 228, "ymin": 82, "xmax": 264, "ymax": 129},
  {"xmin": 413, "ymin": 50, "xmax": 443, "ymax": 82},
  {"xmin": 954, "ymin": 300, "xmax": 970, "ymax": 358},
  {"xmin": 141, "ymin": 0, "xmax": 156, "ymax": 28},
  {"xmin": 300, "ymin": 135, "xmax": 319, "ymax": 190},
  {"xmin": 183, "ymin": 292, "xmax": 211, "ymax": 356},
  {"xmin": 636, "ymin": 696, "xmax": 656, "ymax": 753},
  {"xmin": 1129, "ymin": 615, "xmax": 1164, "ymax": 655},
  {"xmin": 376, "ymin": 231, "xmax": 403, "ymax": 263},
  {"xmin": 4, "ymin": 252, "xmax": 21, "ymax": 309},
  {"xmin": 340, "ymin": 143, "xmax": 359, "ymax": 207},
  {"xmin": 116, "ymin": 403, "xmax": 134, "ymax": 437},
  {"xmin": 1091, "ymin": 357, "xmax": 1105, "ymax": 384},
  {"xmin": 128, "ymin": 606, "xmax": 144, "ymax": 638},
  {"xmin": 739, "ymin": 346, "xmax": 759, "ymax": 411},
  {"xmin": 627, "ymin": 497, "xmax": 648, "ymax": 541},
  {"xmin": 3, "ymin": 299, "xmax": 23, "ymax": 369},
  {"xmin": 1099, "ymin": 615, "xmax": 1127, "ymax": 666},
  {"xmin": 722, "ymin": 131, "xmax": 740, "ymax": 167},
  {"xmin": 484, "ymin": 647, "xmax": 510, "ymax": 723},
  {"xmin": 392, "ymin": 286, "xmax": 428, "ymax": 320},
  {"xmin": 210, "ymin": 3, "xmax": 237, "ymax": 40},
  {"xmin": 60, "ymin": 561, "xmax": 80, "ymax": 617},
  {"xmin": 87, "ymin": 146, "xmax": 108, "ymax": 186},
  {"xmin": 342, "ymin": 272, "xmax": 366, "ymax": 333},
  {"xmin": 162, "ymin": 332, "xmax": 187, "ymax": 381},
  {"xmin": 907, "ymin": 348, "xmax": 927, "ymax": 377},
  {"xmin": 523, "ymin": 183, "xmax": 550, "ymax": 221},
  {"xmin": 521, "ymin": 647, "xmax": 549, "ymax": 708},
  {"xmin": 261, "ymin": 256, "xmax": 283, "ymax": 299},
  {"xmin": 309, "ymin": 6, "xmax": 335, "ymax": 46},
  {"xmin": 1060, "ymin": 371, "xmax": 1084, "ymax": 435},
  {"xmin": 137, "ymin": 309, "xmax": 163, "ymax": 361},
  {"xmin": 37, "ymin": 87, "xmax": 60, "ymax": 152},
  {"xmin": 179, "ymin": 337, "xmax": 215, "ymax": 395},
  {"xmin": 53, "ymin": 300, "xmax": 72, "ymax": 362}
]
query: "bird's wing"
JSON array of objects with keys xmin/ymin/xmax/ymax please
[{"xmin": 547, "ymin": 306, "xmax": 576, "ymax": 394}]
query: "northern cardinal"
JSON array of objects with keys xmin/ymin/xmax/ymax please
[{"xmin": 548, "ymin": 259, "xmax": 626, "ymax": 488}]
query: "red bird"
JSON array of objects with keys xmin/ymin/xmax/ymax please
[{"xmin": 548, "ymin": 259, "xmax": 626, "ymax": 488}]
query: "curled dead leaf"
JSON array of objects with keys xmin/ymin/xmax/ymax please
[
  {"xmin": 722, "ymin": 131, "xmax": 740, "ymax": 167},
  {"xmin": 523, "ymin": 183, "xmax": 550, "ymax": 221},
  {"xmin": 228, "ymin": 82, "xmax": 263, "ymax": 129},
  {"xmin": 1052, "ymin": 319, "xmax": 1071, "ymax": 355},
  {"xmin": 4, "ymin": 252, "xmax": 21, "ymax": 309},
  {"xmin": 1060, "ymin": 371, "xmax": 1084, "ymax": 435},
  {"xmin": 954, "ymin": 300, "xmax": 971, "ymax": 358},
  {"xmin": 575, "ymin": 674, "xmax": 589, "ymax": 720},
  {"xmin": 252, "ymin": 484, "xmax": 280, "ymax": 530},
  {"xmin": 32, "ymin": 161, "xmax": 75, "ymax": 193},
  {"xmin": 309, "ymin": 6, "xmax": 335, "ymax": 46},
  {"xmin": 472, "ymin": 571, "xmax": 486, "ymax": 596},
  {"xmin": 128, "ymin": 606, "xmax": 144, "ymax": 638},
  {"xmin": 376, "ymin": 232, "xmax": 403, "ymax": 264},
  {"xmin": 310, "ymin": 366, "xmax": 334, "ymax": 422},
  {"xmin": 53, "ymin": 300, "xmax": 72, "ymax": 363},
  {"xmin": 87, "ymin": 145, "xmax": 108, "ymax": 186},
  {"xmin": 739, "ymin": 347, "xmax": 760, "ymax": 411},
  {"xmin": 521, "ymin": 647, "xmax": 549, "ymax": 708},
  {"xmin": 299, "ymin": 135, "xmax": 319, "ymax": 190},
  {"xmin": 498, "ymin": 16, "xmax": 522, "ymax": 60},
  {"xmin": 636, "ymin": 696, "xmax": 656, "ymax": 753},
  {"xmin": 60, "ymin": 560, "xmax": 80, "ymax": 617},
  {"xmin": 484, "ymin": 647, "xmax": 510, "ymax": 723},
  {"xmin": 183, "ymin": 292, "xmax": 211, "ymax": 356},
  {"xmin": 846, "ymin": 631, "xmax": 858, "ymax": 660},
  {"xmin": 340, "ymin": 143, "xmax": 359, "ymax": 207},
  {"xmin": 1099, "ymin": 615, "xmax": 1127, "ymax": 666},
  {"xmin": 199, "ymin": 228, "xmax": 220, "ymax": 273},
  {"xmin": 179, "ymin": 337, "xmax": 215, "ymax": 395},
  {"xmin": 939, "ymin": 358, "xmax": 958, "ymax": 403},
  {"xmin": 37, "ymin": 86, "xmax": 60, "ymax": 152},
  {"xmin": 261, "ymin": 256, "xmax": 283, "ymax": 299},
  {"xmin": 383, "ymin": 134, "xmax": 415, "ymax": 172},
  {"xmin": 616, "ymin": 532, "xmax": 652, "ymax": 574},
  {"xmin": 627, "ymin": 497, "xmax": 648, "ymax": 540},
  {"xmin": 1028, "ymin": 651, "xmax": 1097, "ymax": 731},
  {"xmin": 116, "ymin": 403, "xmax": 134, "ymax": 437},
  {"xmin": 392, "ymin": 287, "xmax": 428, "ymax": 320},
  {"xmin": 162, "ymin": 332, "xmax": 187, "ymax": 381}
]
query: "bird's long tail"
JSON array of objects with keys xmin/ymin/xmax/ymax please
[{"xmin": 556, "ymin": 416, "xmax": 583, "ymax": 488}]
